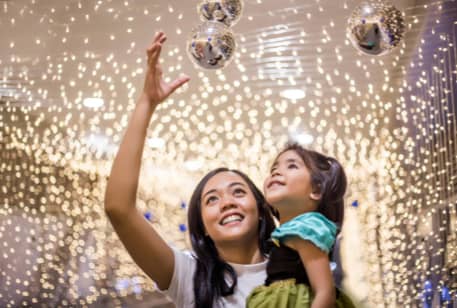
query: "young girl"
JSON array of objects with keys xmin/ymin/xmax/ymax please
[{"xmin": 247, "ymin": 143, "xmax": 355, "ymax": 307}]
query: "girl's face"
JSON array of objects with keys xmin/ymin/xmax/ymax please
[
  {"xmin": 200, "ymin": 171, "xmax": 260, "ymax": 246},
  {"xmin": 264, "ymin": 150, "xmax": 320, "ymax": 222}
]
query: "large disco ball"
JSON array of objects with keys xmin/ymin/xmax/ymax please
[
  {"xmin": 347, "ymin": 1, "xmax": 405, "ymax": 56},
  {"xmin": 187, "ymin": 21, "xmax": 236, "ymax": 70},
  {"xmin": 197, "ymin": 0, "xmax": 243, "ymax": 26}
]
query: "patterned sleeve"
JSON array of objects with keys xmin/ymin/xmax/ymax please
[{"xmin": 271, "ymin": 212, "xmax": 337, "ymax": 253}]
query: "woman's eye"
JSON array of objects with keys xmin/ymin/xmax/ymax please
[
  {"xmin": 206, "ymin": 196, "xmax": 218, "ymax": 205},
  {"xmin": 234, "ymin": 188, "xmax": 246, "ymax": 196},
  {"xmin": 288, "ymin": 164, "xmax": 298, "ymax": 169}
]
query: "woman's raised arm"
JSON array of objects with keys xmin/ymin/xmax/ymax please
[{"xmin": 104, "ymin": 32, "xmax": 190, "ymax": 289}]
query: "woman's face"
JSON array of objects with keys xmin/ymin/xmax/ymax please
[
  {"xmin": 200, "ymin": 171, "xmax": 260, "ymax": 246},
  {"xmin": 264, "ymin": 150, "xmax": 319, "ymax": 222}
]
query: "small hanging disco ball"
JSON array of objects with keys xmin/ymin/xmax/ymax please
[
  {"xmin": 347, "ymin": 1, "xmax": 405, "ymax": 56},
  {"xmin": 187, "ymin": 21, "xmax": 236, "ymax": 70},
  {"xmin": 197, "ymin": 0, "xmax": 244, "ymax": 27}
]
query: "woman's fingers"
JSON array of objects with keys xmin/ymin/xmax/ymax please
[
  {"xmin": 158, "ymin": 33, "xmax": 167, "ymax": 44},
  {"xmin": 143, "ymin": 32, "xmax": 189, "ymax": 102},
  {"xmin": 167, "ymin": 74, "xmax": 190, "ymax": 95},
  {"xmin": 146, "ymin": 34, "xmax": 167, "ymax": 68},
  {"xmin": 153, "ymin": 31, "xmax": 165, "ymax": 44},
  {"xmin": 146, "ymin": 32, "xmax": 166, "ymax": 59},
  {"xmin": 146, "ymin": 32, "xmax": 163, "ymax": 51},
  {"xmin": 149, "ymin": 43, "xmax": 162, "ymax": 67}
]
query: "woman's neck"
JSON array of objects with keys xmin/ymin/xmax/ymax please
[{"xmin": 216, "ymin": 241, "xmax": 265, "ymax": 265}]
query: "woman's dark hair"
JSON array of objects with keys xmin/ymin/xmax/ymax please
[
  {"xmin": 187, "ymin": 167, "xmax": 277, "ymax": 308},
  {"xmin": 276, "ymin": 143, "xmax": 347, "ymax": 231}
]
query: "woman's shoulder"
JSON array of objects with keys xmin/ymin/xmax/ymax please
[
  {"xmin": 159, "ymin": 248, "xmax": 197, "ymax": 306},
  {"xmin": 172, "ymin": 248, "xmax": 196, "ymax": 266}
]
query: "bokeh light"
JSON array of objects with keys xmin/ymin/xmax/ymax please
[{"xmin": 0, "ymin": 0, "xmax": 456, "ymax": 306}]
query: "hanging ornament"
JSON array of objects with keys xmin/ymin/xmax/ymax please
[
  {"xmin": 347, "ymin": 1, "xmax": 405, "ymax": 56},
  {"xmin": 197, "ymin": 0, "xmax": 244, "ymax": 26},
  {"xmin": 187, "ymin": 21, "xmax": 236, "ymax": 70}
]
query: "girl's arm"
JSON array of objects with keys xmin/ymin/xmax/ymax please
[
  {"xmin": 104, "ymin": 32, "xmax": 190, "ymax": 290},
  {"xmin": 285, "ymin": 238, "xmax": 336, "ymax": 308}
]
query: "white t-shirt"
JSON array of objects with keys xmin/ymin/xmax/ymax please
[{"xmin": 160, "ymin": 249, "xmax": 267, "ymax": 307}]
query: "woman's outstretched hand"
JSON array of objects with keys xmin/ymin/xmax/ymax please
[{"xmin": 143, "ymin": 31, "xmax": 190, "ymax": 107}]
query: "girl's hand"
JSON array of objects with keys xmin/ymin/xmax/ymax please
[{"xmin": 143, "ymin": 31, "xmax": 190, "ymax": 107}]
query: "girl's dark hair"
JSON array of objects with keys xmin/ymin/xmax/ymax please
[
  {"xmin": 187, "ymin": 167, "xmax": 277, "ymax": 308},
  {"xmin": 276, "ymin": 143, "xmax": 347, "ymax": 231}
]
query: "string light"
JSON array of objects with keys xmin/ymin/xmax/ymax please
[{"xmin": 0, "ymin": 0, "xmax": 456, "ymax": 306}]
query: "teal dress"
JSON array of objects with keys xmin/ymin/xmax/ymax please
[{"xmin": 246, "ymin": 212, "xmax": 355, "ymax": 308}]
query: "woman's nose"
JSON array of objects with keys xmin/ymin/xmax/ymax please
[{"xmin": 220, "ymin": 195, "xmax": 237, "ymax": 211}]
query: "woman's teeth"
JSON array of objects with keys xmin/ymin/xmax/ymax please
[{"xmin": 221, "ymin": 214, "xmax": 243, "ymax": 225}]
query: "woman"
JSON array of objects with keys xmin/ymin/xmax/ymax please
[{"xmin": 104, "ymin": 32, "xmax": 276, "ymax": 307}]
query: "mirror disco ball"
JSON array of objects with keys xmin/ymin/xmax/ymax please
[
  {"xmin": 347, "ymin": 1, "xmax": 405, "ymax": 56},
  {"xmin": 187, "ymin": 21, "xmax": 236, "ymax": 70},
  {"xmin": 197, "ymin": 0, "xmax": 244, "ymax": 26}
]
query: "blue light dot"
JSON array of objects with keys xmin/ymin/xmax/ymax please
[
  {"xmin": 144, "ymin": 211, "xmax": 152, "ymax": 221},
  {"xmin": 179, "ymin": 224, "xmax": 187, "ymax": 232}
]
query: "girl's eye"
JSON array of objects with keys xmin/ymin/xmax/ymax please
[{"xmin": 288, "ymin": 163, "xmax": 298, "ymax": 169}]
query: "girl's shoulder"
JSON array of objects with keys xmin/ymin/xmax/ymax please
[
  {"xmin": 272, "ymin": 212, "xmax": 337, "ymax": 253},
  {"xmin": 290, "ymin": 212, "xmax": 334, "ymax": 226}
]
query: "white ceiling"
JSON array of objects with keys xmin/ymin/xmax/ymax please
[{"xmin": 0, "ymin": 0, "xmax": 425, "ymax": 189}]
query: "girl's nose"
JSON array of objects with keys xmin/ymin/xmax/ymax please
[{"xmin": 271, "ymin": 168, "xmax": 281, "ymax": 177}]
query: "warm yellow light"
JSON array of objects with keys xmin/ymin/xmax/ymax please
[
  {"xmin": 83, "ymin": 98, "xmax": 104, "ymax": 108},
  {"xmin": 280, "ymin": 89, "xmax": 306, "ymax": 100}
]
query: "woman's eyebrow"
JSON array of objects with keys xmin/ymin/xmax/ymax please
[
  {"xmin": 202, "ymin": 189, "xmax": 217, "ymax": 199},
  {"xmin": 202, "ymin": 182, "xmax": 246, "ymax": 198},
  {"xmin": 229, "ymin": 182, "xmax": 246, "ymax": 188}
]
